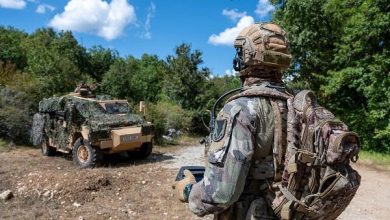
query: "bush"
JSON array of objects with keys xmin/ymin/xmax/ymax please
[
  {"xmin": 145, "ymin": 100, "xmax": 192, "ymax": 144},
  {"xmin": 0, "ymin": 87, "xmax": 33, "ymax": 144}
]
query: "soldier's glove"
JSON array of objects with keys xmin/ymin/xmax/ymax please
[{"xmin": 172, "ymin": 169, "xmax": 196, "ymax": 202}]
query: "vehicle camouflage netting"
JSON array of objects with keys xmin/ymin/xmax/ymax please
[
  {"xmin": 88, "ymin": 114, "xmax": 144, "ymax": 132},
  {"xmin": 96, "ymin": 95, "xmax": 112, "ymax": 100},
  {"xmin": 30, "ymin": 113, "xmax": 47, "ymax": 146},
  {"xmin": 39, "ymin": 97, "xmax": 64, "ymax": 113}
]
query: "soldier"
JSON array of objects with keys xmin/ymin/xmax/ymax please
[
  {"xmin": 174, "ymin": 22, "xmax": 292, "ymax": 219},
  {"xmin": 74, "ymin": 81, "xmax": 96, "ymax": 97}
]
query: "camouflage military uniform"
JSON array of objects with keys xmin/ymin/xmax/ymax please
[{"xmin": 189, "ymin": 82, "xmax": 290, "ymax": 220}]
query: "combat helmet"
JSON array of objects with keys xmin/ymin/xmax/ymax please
[{"xmin": 233, "ymin": 22, "xmax": 292, "ymax": 79}]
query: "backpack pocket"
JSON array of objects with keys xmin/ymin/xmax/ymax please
[
  {"xmin": 305, "ymin": 165, "xmax": 361, "ymax": 219},
  {"xmin": 327, "ymin": 131, "xmax": 360, "ymax": 164},
  {"xmin": 316, "ymin": 120, "xmax": 360, "ymax": 165}
]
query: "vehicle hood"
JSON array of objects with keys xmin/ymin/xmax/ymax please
[{"xmin": 87, "ymin": 113, "xmax": 144, "ymax": 132}]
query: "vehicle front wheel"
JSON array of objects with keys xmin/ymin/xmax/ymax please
[
  {"xmin": 41, "ymin": 140, "xmax": 56, "ymax": 156},
  {"xmin": 129, "ymin": 142, "xmax": 153, "ymax": 159},
  {"xmin": 72, "ymin": 139, "xmax": 102, "ymax": 168}
]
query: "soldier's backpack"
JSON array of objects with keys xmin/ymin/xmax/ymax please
[
  {"xmin": 270, "ymin": 90, "xmax": 361, "ymax": 220},
  {"xmin": 219, "ymin": 85, "xmax": 360, "ymax": 219}
]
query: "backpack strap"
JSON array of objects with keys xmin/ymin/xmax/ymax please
[{"xmin": 270, "ymin": 99, "xmax": 288, "ymax": 182}]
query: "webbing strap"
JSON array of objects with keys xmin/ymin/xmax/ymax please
[
  {"xmin": 278, "ymin": 185, "xmax": 315, "ymax": 215},
  {"xmin": 270, "ymin": 99, "xmax": 284, "ymax": 181}
]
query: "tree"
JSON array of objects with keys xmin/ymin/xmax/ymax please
[
  {"xmin": 130, "ymin": 54, "xmax": 166, "ymax": 102},
  {"xmin": 87, "ymin": 45, "xmax": 119, "ymax": 82},
  {"xmin": 0, "ymin": 26, "xmax": 28, "ymax": 69},
  {"xmin": 163, "ymin": 43, "xmax": 209, "ymax": 110},
  {"xmin": 21, "ymin": 28, "xmax": 86, "ymax": 96},
  {"xmin": 273, "ymin": 0, "xmax": 338, "ymax": 91},
  {"xmin": 100, "ymin": 57, "xmax": 139, "ymax": 100},
  {"xmin": 273, "ymin": 0, "xmax": 390, "ymax": 152}
]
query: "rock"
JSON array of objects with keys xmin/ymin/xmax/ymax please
[
  {"xmin": 78, "ymin": 216, "xmax": 84, "ymax": 220},
  {"xmin": 141, "ymin": 180, "xmax": 147, "ymax": 185},
  {"xmin": 73, "ymin": 202, "xmax": 82, "ymax": 208},
  {"xmin": 0, "ymin": 190, "xmax": 13, "ymax": 200},
  {"xmin": 42, "ymin": 191, "xmax": 51, "ymax": 198},
  {"xmin": 17, "ymin": 186, "xmax": 27, "ymax": 193}
]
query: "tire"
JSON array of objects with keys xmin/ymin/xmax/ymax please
[
  {"xmin": 41, "ymin": 140, "xmax": 56, "ymax": 156},
  {"xmin": 72, "ymin": 138, "xmax": 102, "ymax": 168},
  {"xmin": 130, "ymin": 142, "xmax": 153, "ymax": 159}
]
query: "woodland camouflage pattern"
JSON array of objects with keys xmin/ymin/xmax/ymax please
[{"xmin": 189, "ymin": 82, "xmax": 284, "ymax": 220}]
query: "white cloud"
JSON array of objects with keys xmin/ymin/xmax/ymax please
[
  {"xmin": 36, "ymin": 3, "xmax": 55, "ymax": 14},
  {"xmin": 255, "ymin": 0, "xmax": 275, "ymax": 18},
  {"xmin": 208, "ymin": 16, "xmax": 254, "ymax": 46},
  {"xmin": 224, "ymin": 69, "xmax": 237, "ymax": 76},
  {"xmin": 49, "ymin": 0, "xmax": 136, "ymax": 41},
  {"xmin": 141, "ymin": 2, "xmax": 155, "ymax": 40},
  {"xmin": 222, "ymin": 9, "xmax": 246, "ymax": 22},
  {"xmin": 0, "ymin": 0, "xmax": 26, "ymax": 9}
]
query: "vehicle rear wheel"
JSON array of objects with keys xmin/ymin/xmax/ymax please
[
  {"xmin": 41, "ymin": 140, "xmax": 56, "ymax": 156},
  {"xmin": 72, "ymin": 139, "xmax": 102, "ymax": 168},
  {"xmin": 129, "ymin": 142, "xmax": 153, "ymax": 159}
]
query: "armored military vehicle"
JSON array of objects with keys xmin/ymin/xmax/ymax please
[{"xmin": 31, "ymin": 92, "xmax": 154, "ymax": 168}]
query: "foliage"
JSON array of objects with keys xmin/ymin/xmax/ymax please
[
  {"xmin": 163, "ymin": 44, "xmax": 210, "ymax": 110},
  {"xmin": 87, "ymin": 45, "xmax": 119, "ymax": 81},
  {"xmin": 0, "ymin": 26, "xmax": 28, "ymax": 69},
  {"xmin": 100, "ymin": 57, "xmax": 139, "ymax": 100},
  {"xmin": 0, "ymin": 86, "xmax": 33, "ymax": 144},
  {"xmin": 20, "ymin": 28, "xmax": 88, "ymax": 96},
  {"xmin": 145, "ymin": 100, "xmax": 192, "ymax": 144},
  {"xmin": 127, "ymin": 54, "xmax": 166, "ymax": 102},
  {"xmin": 273, "ymin": 0, "xmax": 390, "ymax": 153}
]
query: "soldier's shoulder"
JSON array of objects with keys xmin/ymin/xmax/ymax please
[{"xmin": 221, "ymin": 96, "xmax": 257, "ymax": 118}]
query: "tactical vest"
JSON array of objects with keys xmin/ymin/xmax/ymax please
[{"xmin": 227, "ymin": 83, "xmax": 291, "ymax": 183}]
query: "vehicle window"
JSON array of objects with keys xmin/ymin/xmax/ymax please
[
  {"xmin": 76, "ymin": 102, "xmax": 105, "ymax": 117},
  {"xmin": 105, "ymin": 103, "xmax": 130, "ymax": 114}
]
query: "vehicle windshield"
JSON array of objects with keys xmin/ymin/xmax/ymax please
[
  {"xmin": 104, "ymin": 103, "xmax": 130, "ymax": 114},
  {"xmin": 76, "ymin": 101, "xmax": 106, "ymax": 118}
]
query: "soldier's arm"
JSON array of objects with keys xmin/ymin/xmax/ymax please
[{"xmin": 188, "ymin": 103, "xmax": 255, "ymax": 216}]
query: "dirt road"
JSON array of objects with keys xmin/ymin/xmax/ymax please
[{"xmin": 0, "ymin": 145, "xmax": 389, "ymax": 220}]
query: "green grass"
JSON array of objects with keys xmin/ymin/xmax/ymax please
[
  {"xmin": 359, "ymin": 150, "xmax": 390, "ymax": 169},
  {"xmin": 0, "ymin": 139, "xmax": 10, "ymax": 152}
]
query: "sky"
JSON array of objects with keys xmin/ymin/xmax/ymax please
[{"xmin": 0, "ymin": 0, "xmax": 275, "ymax": 76}]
